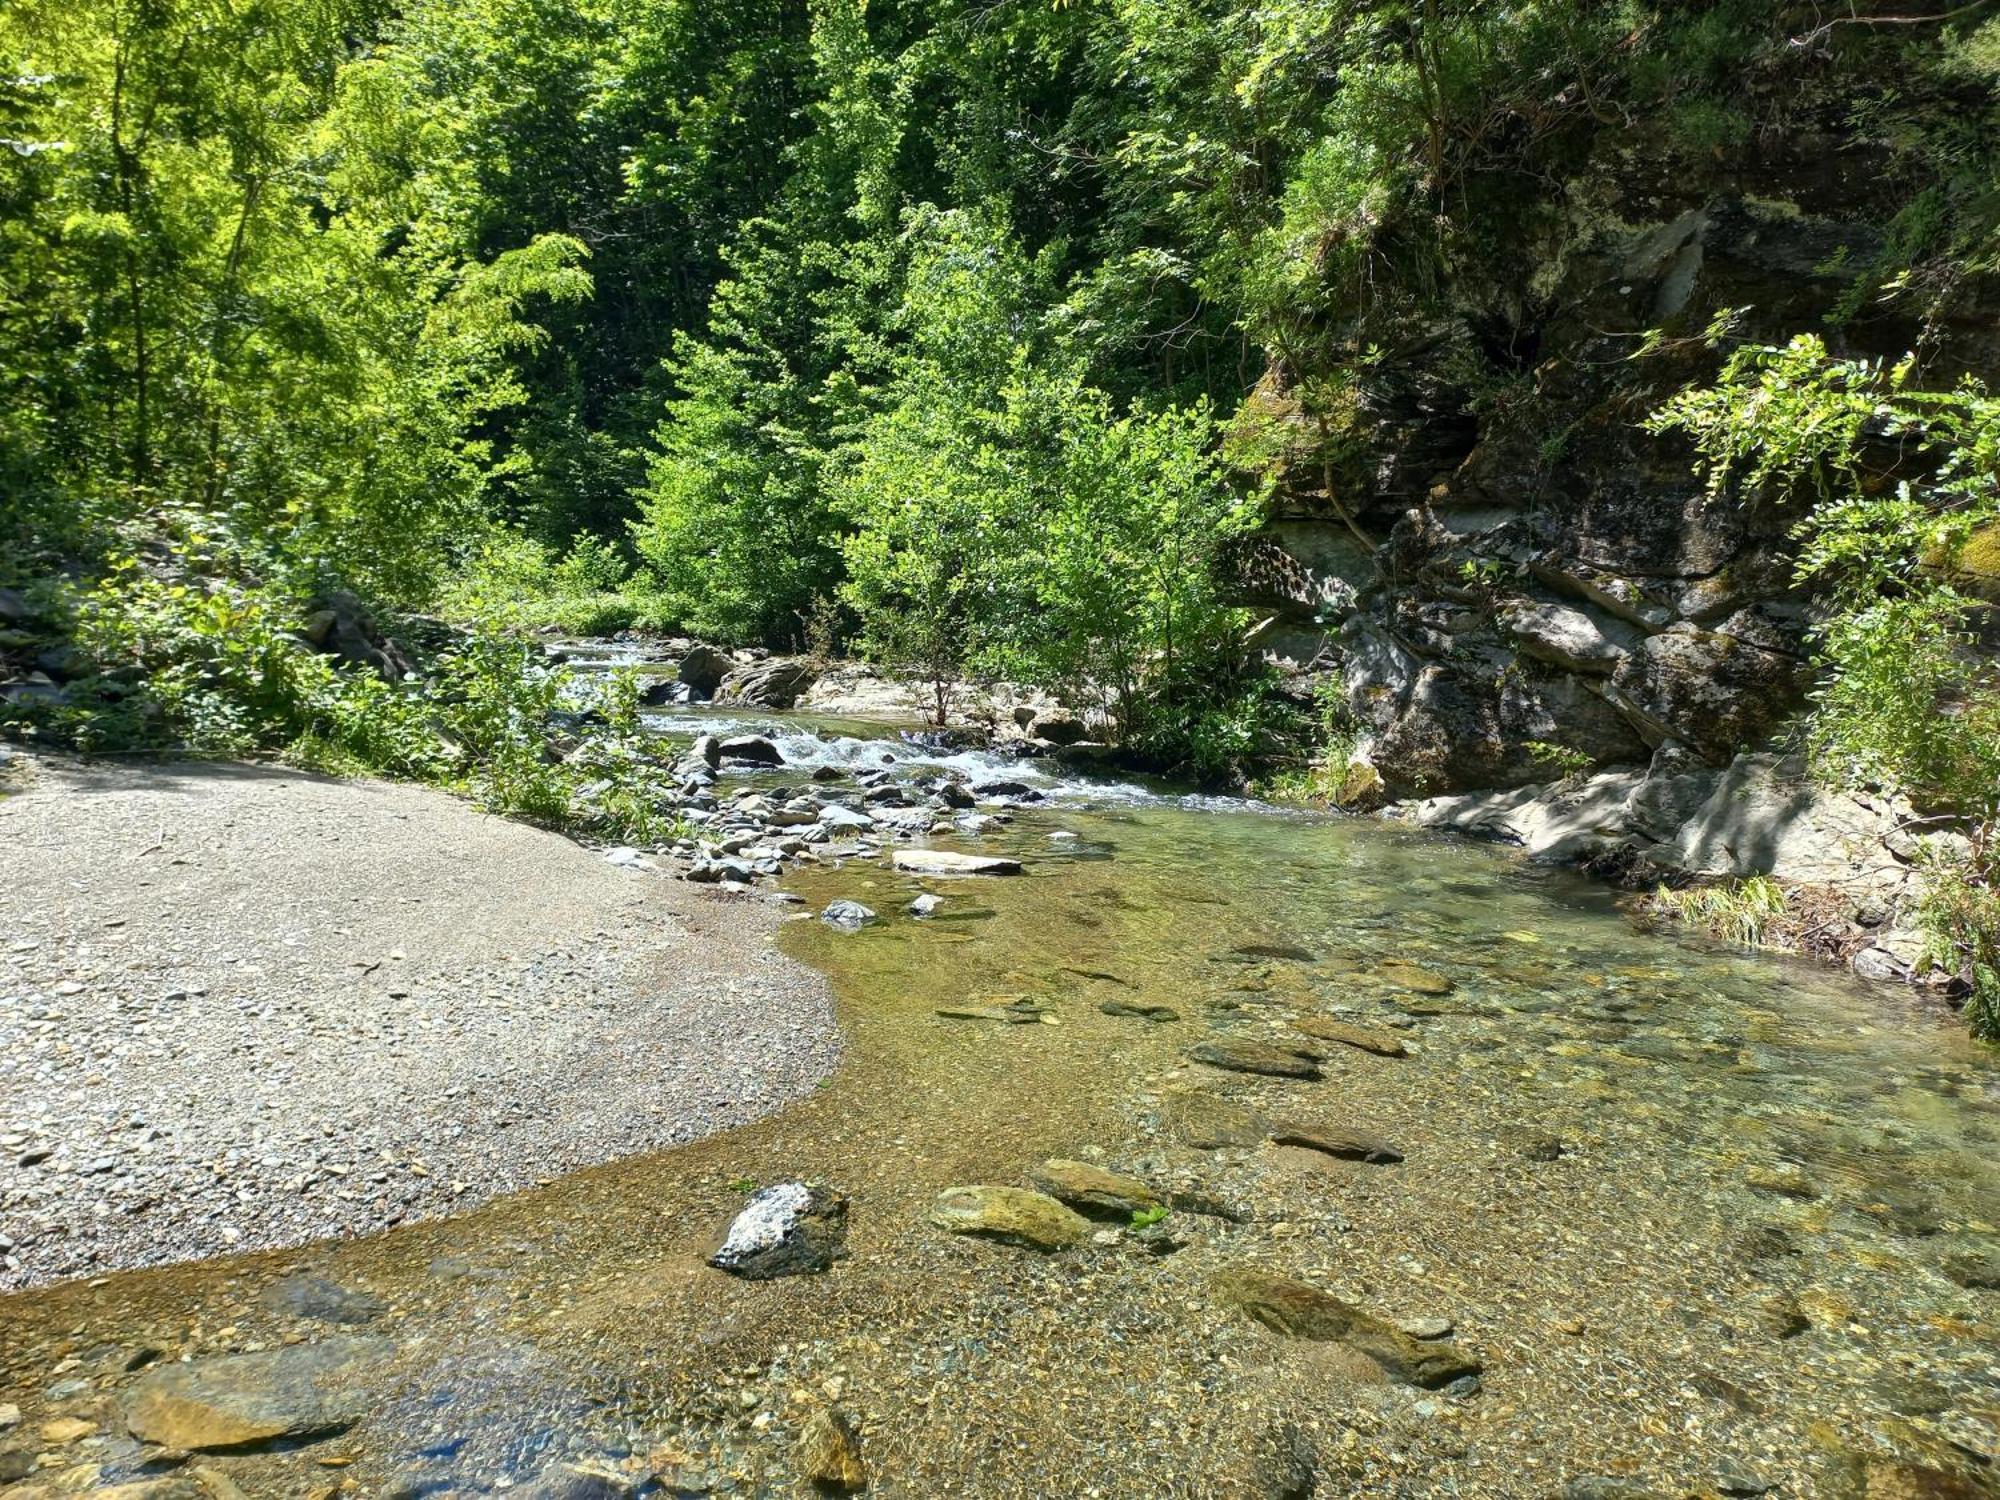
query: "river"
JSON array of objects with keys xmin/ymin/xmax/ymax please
[{"xmin": 1, "ymin": 706, "xmax": 1995, "ymax": 1498}]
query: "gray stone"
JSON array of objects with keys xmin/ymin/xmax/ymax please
[
  {"xmin": 1502, "ymin": 601, "xmax": 1627, "ymax": 675},
  {"xmin": 676, "ymin": 645, "xmax": 731, "ymax": 697},
  {"xmin": 890, "ymin": 849, "xmax": 1023, "ymax": 876},
  {"xmin": 708, "ymin": 1182, "xmax": 849, "ymax": 1280},
  {"xmin": 717, "ymin": 734, "xmax": 783, "ymax": 766},
  {"xmin": 821, "ymin": 900, "xmax": 877, "ymax": 930}
]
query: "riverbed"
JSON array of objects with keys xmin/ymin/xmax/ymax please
[{"xmin": 1, "ymin": 711, "xmax": 1995, "ymax": 1498}]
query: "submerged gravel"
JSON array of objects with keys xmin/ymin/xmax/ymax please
[{"xmin": 0, "ymin": 754, "xmax": 840, "ymax": 1290}]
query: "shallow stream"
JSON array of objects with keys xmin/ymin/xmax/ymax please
[{"xmin": 2, "ymin": 708, "xmax": 1996, "ymax": 1497}]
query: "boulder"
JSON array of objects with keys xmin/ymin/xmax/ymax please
[
  {"xmin": 721, "ymin": 658, "xmax": 818, "ymax": 709},
  {"xmin": 1027, "ymin": 709, "xmax": 1088, "ymax": 745},
  {"xmin": 930, "ymin": 1186, "xmax": 1090, "ymax": 1251},
  {"xmin": 708, "ymin": 1182, "xmax": 849, "ymax": 1279},
  {"xmin": 676, "ymin": 644, "xmax": 732, "ymax": 697},
  {"xmin": 1606, "ymin": 625, "xmax": 1808, "ymax": 761},
  {"xmin": 300, "ymin": 591, "xmax": 413, "ymax": 680},
  {"xmin": 890, "ymin": 849, "xmax": 1023, "ymax": 876},
  {"xmin": 125, "ymin": 1337, "xmax": 395, "ymax": 1450},
  {"xmin": 717, "ymin": 734, "xmax": 783, "ymax": 766}
]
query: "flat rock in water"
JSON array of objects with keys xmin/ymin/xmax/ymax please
[
  {"xmin": 1189, "ymin": 1038, "xmax": 1322, "ymax": 1080},
  {"xmin": 258, "ymin": 1273, "xmax": 386, "ymax": 1325},
  {"xmin": 1161, "ymin": 1092, "xmax": 1269, "ymax": 1149},
  {"xmin": 125, "ymin": 1337, "xmax": 395, "ymax": 1450},
  {"xmin": 1376, "ymin": 960, "xmax": 1454, "ymax": 995},
  {"xmin": 1213, "ymin": 1271, "xmax": 1481, "ymax": 1388},
  {"xmin": 1290, "ymin": 1018, "xmax": 1407, "ymax": 1057},
  {"xmin": 891, "ymin": 849, "xmax": 1023, "ymax": 876},
  {"xmin": 935, "ymin": 1002, "xmax": 1044, "ymax": 1024},
  {"xmin": 709, "ymin": 1182, "xmax": 849, "ymax": 1280},
  {"xmin": 1272, "ymin": 1125, "xmax": 1404, "ymax": 1164},
  {"xmin": 1099, "ymin": 999, "xmax": 1179, "ymax": 1022},
  {"xmin": 1028, "ymin": 1159, "xmax": 1163, "ymax": 1218},
  {"xmin": 930, "ymin": 1185, "xmax": 1089, "ymax": 1251}
]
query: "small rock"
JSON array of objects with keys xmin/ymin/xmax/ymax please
[
  {"xmin": 1745, "ymin": 1163, "xmax": 1818, "ymax": 1199},
  {"xmin": 1397, "ymin": 1316, "xmax": 1454, "ymax": 1340},
  {"xmin": 41, "ymin": 1415, "xmax": 99, "ymax": 1443},
  {"xmin": 821, "ymin": 900, "xmax": 877, "ymax": 931},
  {"xmin": 908, "ymin": 894, "xmax": 944, "ymax": 918},
  {"xmin": 709, "ymin": 1183, "xmax": 849, "ymax": 1280},
  {"xmin": 930, "ymin": 1186, "xmax": 1089, "ymax": 1251},
  {"xmin": 795, "ymin": 1408, "xmax": 866, "ymax": 1491}
]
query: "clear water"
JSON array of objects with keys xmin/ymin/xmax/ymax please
[{"xmin": 2, "ymin": 713, "xmax": 1995, "ymax": 1498}]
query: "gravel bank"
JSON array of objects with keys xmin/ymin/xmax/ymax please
[{"xmin": 0, "ymin": 755, "xmax": 840, "ymax": 1290}]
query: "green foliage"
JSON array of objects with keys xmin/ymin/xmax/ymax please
[
  {"xmin": 1524, "ymin": 740, "xmax": 1592, "ymax": 781},
  {"xmin": 1654, "ymin": 332, "xmax": 2000, "ymax": 1024},
  {"xmin": 1655, "ymin": 875, "xmax": 1789, "ymax": 948},
  {"xmin": 1128, "ymin": 1204, "xmax": 1169, "ymax": 1231},
  {"xmin": 1914, "ymin": 845, "xmax": 2000, "ymax": 1041}
]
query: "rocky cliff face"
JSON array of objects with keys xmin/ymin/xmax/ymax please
[
  {"xmin": 1232, "ymin": 111, "xmax": 2000, "ymax": 985},
  {"xmin": 1239, "ymin": 116, "xmax": 1999, "ymax": 798}
]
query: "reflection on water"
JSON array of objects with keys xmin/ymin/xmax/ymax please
[{"xmin": 1, "ymin": 721, "xmax": 1996, "ymax": 1498}]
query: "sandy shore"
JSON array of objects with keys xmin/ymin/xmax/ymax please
[{"xmin": 0, "ymin": 754, "xmax": 839, "ymax": 1290}]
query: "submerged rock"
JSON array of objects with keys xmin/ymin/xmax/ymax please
[
  {"xmin": 1189, "ymin": 1038, "xmax": 1323, "ymax": 1079},
  {"xmin": 124, "ymin": 1337, "xmax": 395, "ymax": 1450},
  {"xmin": 822, "ymin": 900, "xmax": 877, "ymax": 930},
  {"xmin": 1375, "ymin": 960, "xmax": 1455, "ymax": 995},
  {"xmin": 891, "ymin": 848, "xmax": 1023, "ymax": 876},
  {"xmin": 1289, "ymin": 1018, "xmax": 1408, "ymax": 1056},
  {"xmin": 708, "ymin": 1182, "xmax": 849, "ymax": 1280},
  {"xmin": 796, "ymin": 1407, "xmax": 867, "ymax": 1491},
  {"xmin": 1099, "ymin": 999, "xmax": 1180, "ymax": 1022},
  {"xmin": 1161, "ymin": 1092, "xmax": 1270, "ymax": 1149},
  {"xmin": 1213, "ymin": 1271, "xmax": 1480, "ymax": 1388},
  {"xmin": 258, "ymin": 1273, "xmax": 386, "ymax": 1326},
  {"xmin": 930, "ymin": 1185, "xmax": 1089, "ymax": 1251},
  {"xmin": 1271, "ymin": 1124, "xmax": 1404, "ymax": 1164},
  {"xmin": 1028, "ymin": 1160, "xmax": 1163, "ymax": 1219}
]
